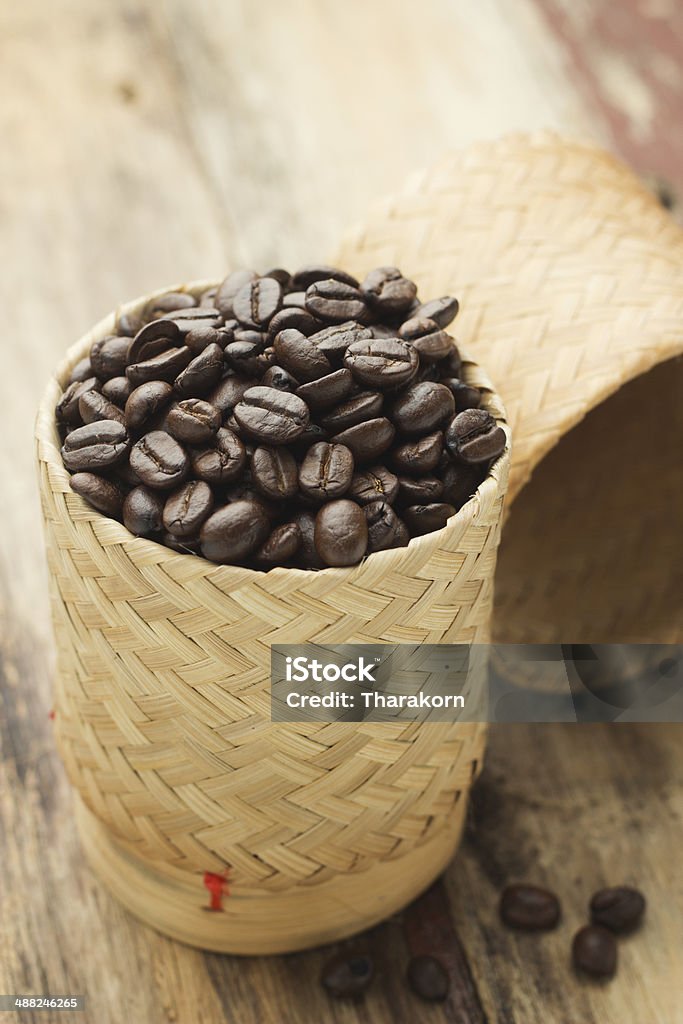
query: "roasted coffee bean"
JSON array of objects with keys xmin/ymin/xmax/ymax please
[
  {"xmin": 174, "ymin": 342, "xmax": 224, "ymax": 397},
  {"xmin": 331, "ymin": 417, "xmax": 394, "ymax": 463},
  {"xmin": 299, "ymin": 442, "xmax": 354, "ymax": 501},
  {"xmin": 406, "ymin": 956, "xmax": 449, "ymax": 1003},
  {"xmin": 162, "ymin": 480, "xmax": 214, "ymax": 537},
  {"xmin": 199, "ymin": 500, "xmax": 270, "ymax": 563},
  {"xmin": 572, "ymin": 925, "xmax": 617, "ymax": 978},
  {"xmin": 225, "ymin": 338, "xmax": 264, "ymax": 377},
  {"xmin": 129, "ymin": 431, "xmax": 189, "ymax": 490},
  {"xmin": 314, "ymin": 500, "xmax": 368, "ymax": 567},
  {"xmin": 146, "ymin": 292, "xmax": 197, "ymax": 319},
  {"xmin": 62, "ymin": 421, "xmax": 130, "ymax": 472},
  {"xmin": 320, "ymin": 392, "xmax": 383, "ymax": 433},
  {"xmin": 116, "ymin": 310, "xmax": 143, "ymax": 337},
  {"xmin": 56, "ymin": 377, "xmax": 101, "ymax": 426},
  {"xmin": 442, "ymin": 346, "xmax": 462, "ymax": 376},
  {"xmin": 251, "ymin": 446, "xmax": 298, "ymax": 500},
  {"xmin": 207, "ymin": 374, "xmax": 258, "ymax": 417},
  {"xmin": 233, "ymin": 276, "xmax": 282, "ymax": 328},
  {"xmin": 254, "ymin": 346, "xmax": 276, "ymax": 376},
  {"xmin": 224, "ymin": 480, "xmax": 276, "ymax": 519},
  {"xmin": 267, "ymin": 306, "xmax": 319, "ymax": 340},
  {"xmin": 122, "ymin": 485, "xmax": 165, "ymax": 536},
  {"xmin": 215, "ymin": 269, "xmax": 258, "ymax": 318},
  {"xmin": 68, "ymin": 357, "xmax": 93, "ymax": 384},
  {"xmin": 70, "ymin": 472, "xmax": 125, "ymax": 517},
  {"xmin": 254, "ymin": 522, "xmax": 301, "ymax": 567},
  {"xmin": 273, "ymin": 329, "xmax": 331, "ymax": 383},
  {"xmin": 391, "ymin": 431, "xmax": 443, "ymax": 475},
  {"xmin": 445, "ymin": 409, "xmax": 506, "ymax": 464},
  {"xmin": 349, "ymin": 465, "xmax": 399, "ymax": 506},
  {"xmin": 199, "ymin": 286, "xmax": 218, "ymax": 307},
  {"xmin": 441, "ymin": 462, "xmax": 485, "ymax": 508},
  {"xmin": 261, "ymin": 364, "xmax": 300, "ymax": 392},
  {"xmin": 125, "ymin": 381, "xmax": 173, "ymax": 432},
  {"xmin": 234, "ymin": 386, "xmax": 310, "ymax": 444},
  {"xmin": 590, "ymin": 887, "xmax": 646, "ymax": 934},
  {"xmin": 293, "ymin": 511, "xmax": 325, "ymax": 568},
  {"xmin": 185, "ymin": 325, "xmax": 228, "ymax": 356},
  {"xmin": 441, "ymin": 377, "xmax": 481, "ymax": 411},
  {"xmin": 369, "ymin": 323, "xmax": 398, "ymax": 339},
  {"xmin": 361, "ymin": 266, "xmax": 417, "ymax": 314},
  {"xmin": 364, "ymin": 500, "xmax": 399, "ymax": 552},
  {"xmin": 320, "ymin": 952, "xmax": 374, "ymax": 1000},
  {"xmin": 191, "ymin": 428, "xmax": 246, "ymax": 485},
  {"xmin": 410, "ymin": 296, "xmax": 459, "ymax": 328},
  {"xmin": 166, "ymin": 398, "xmax": 221, "ymax": 444},
  {"xmin": 127, "ymin": 318, "xmax": 181, "ymax": 364},
  {"xmin": 344, "ymin": 338, "xmax": 419, "ymax": 390},
  {"xmin": 393, "ymin": 518, "xmax": 410, "ymax": 547},
  {"xmin": 403, "ymin": 502, "xmax": 456, "ymax": 536},
  {"xmin": 310, "ymin": 322, "xmax": 372, "ymax": 366},
  {"xmin": 296, "ymin": 368, "xmax": 354, "ymax": 410},
  {"xmin": 398, "ymin": 316, "xmax": 439, "ymax": 341},
  {"xmin": 166, "ymin": 306, "xmax": 222, "ymax": 333},
  {"xmin": 306, "ymin": 279, "xmax": 369, "ymax": 324},
  {"xmin": 101, "ymin": 376, "xmax": 131, "ymax": 407},
  {"xmin": 398, "ymin": 317, "xmax": 455, "ymax": 363},
  {"xmin": 392, "ymin": 382, "xmax": 455, "ymax": 435},
  {"xmin": 292, "ymin": 264, "xmax": 359, "ymax": 290},
  {"xmin": 78, "ymin": 390, "xmax": 125, "ymax": 426},
  {"xmin": 282, "ymin": 290, "xmax": 307, "ymax": 310},
  {"xmin": 500, "ymin": 885, "xmax": 561, "ymax": 931},
  {"xmin": 126, "ymin": 346, "xmax": 192, "ymax": 387},
  {"xmin": 89, "ymin": 335, "xmax": 130, "ymax": 380},
  {"xmin": 398, "ymin": 475, "xmax": 443, "ymax": 505},
  {"xmin": 162, "ymin": 531, "xmax": 201, "ymax": 554},
  {"xmin": 263, "ymin": 267, "xmax": 291, "ymax": 288}
]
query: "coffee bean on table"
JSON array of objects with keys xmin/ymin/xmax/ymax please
[
  {"xmin": 127, "ymin": 318, "xmax": 181, "ymax": 364},
  {"xmin": 162, "ymin": 480, "xmax": 214, "ymax": 537},
  {"xmin": 398, "ymin": 475, "xmax": 443, "ymax": 505},
  {"xmin": 572, "ymin": 925, "xmax": 618, "ymax": 978},
  {"xmin": 445, "ymin": 409, "xmax": 506, "ymax": 464},
  {"xmin": 251, "ymin": 446, "xmax": 298, "ymax": 500},
  {"xmin": 89, "ymin": 335, "xmax": 130, "ymax": 380},
  {"xmin": 292, "ymin": 264, "xmax": 360, "ymax": 290},
  {"xmin": 261, "ymin": 365, "xmax": 300, "ymax": 392},
  {"xmin": 441, "ymin": 378, "xmax": 481, "ymax": 411},
  {"xmin": 56, "ymin": 377, "xmax": 100, "ymax": 426},
  {"xmin": 331, "ymin": 417, "xmax": 395, "ymax": 463},
  {"xmin": 101, "ymin": 376, "xmax": 132, "ymax": 407},
  {"xmin": 392, "ymin": 382, "xmax": 455, "ymax": 435},
  {"xmin": 364, "ymin": 499, "xmax": 399, "ymax": 552},
  {"xmin": 254, "ymin": 522, "xmax": 302, "ymax": 567},
  {"xmin": 349, "ymin": 465, "xmax": 399, "ymax": 505},
  {"xmin": 305, "ymin": 279, "xmax": 369, "ymax": 324},
  {"xmin": 70, "ymin": 472, "xmax": 125, "ymax": 517},
  {"xmin": 124, "ymin": 381, "xmax": 173, "ymax": 432},
  {"xmin": 122, "ymin": 485, "xmax": 165, "ymax": 536},
  {"xmin": 402, "ymin": 503, "xmax": 456, "ymax": 536},
  {"xmin": 406, "ymin": 955, "xmax": 450, "ymax": 1002},
  {"xmin": 361, "ymin": 266, "xmax": 417, "ymax": 314},
  {"xmin": 166, "ymin": 398, "xmax": 221, "ymax": 444},
  {"xmin": 410, "ymin": 296, "xmax": 459, "ymax": 329},
  {"xmin": 273, "ymin": 329, "xmax": 331, "ymax": 382},
  {"xmin": 320, "ymin": 392, "xmax": 383, "ymax": 433},
  {"xmin": 232, "ymin": 276, "xmax": 283, "ymax": 328},
  {"xmin": 62, "ymin": 421, "xmax": 130, "ymax": 472},
  {"xmin": 199, "ymin": 500, "xmax": 270, "ymax": 563},
  {"xmin": 174, "ymin": 342, "xmax": 224, "ymax": 397},
  {"xmin": 314, "ymin": 500, "xmax": 368, "ymax": 567},
  {"xmin": 344, "ymin": 338, "xmax": 419, "ymax": 390},
  {"xmin": 190, "ymin": 428, "xmax": 246, "ymax": 485},
  {"xmin": 299, "ymin": 442, "xmax": 354, "ymax": 501},
  {"xmin": 320, "ymin": 952, "xmax": 374, "ymax": 1000},
  {"xmin": 234, "ymin": 386, "xmax": 310, "ymax": 444},
  {"xmin": 215, "ymin": 269, "xmax": 258, "ymax": 318},
  {"xmin": 78, "ymin": 390, "xmax": 126, "ymax": 426},
  {"xmin": 391, "ymin": 431, "xmax": 444, "ymax": 475},
  {"xmin": 126, "ymin": 346, "xmax": 192, "ymax": 387},
  {"xmin": 267, "ymin": 307, "xmax": 319, "ymax": 340},
  {"xmin": 129, "ymin": 431, "xmax": 189, "ymax": 490},
  {"xmin": 589, "ymin": 887, "xmax": 646, "ymax": 933},
  {"xmin": 499, "ymin": 884, "xmax": 561, "ymax": 931},
  {"xmin": 296, "ymin": 368, "xmax": 354, "ymax": 410}
]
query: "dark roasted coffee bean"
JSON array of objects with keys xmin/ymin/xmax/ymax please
[
  {"xmin": 166, "ymin": 306, "xmax": 222, "ymax": 333},
  {"xmin": 500, "ymin": 885, "xmax": 561, "ymax": 931},
  {"xmin": 441, "ymin": 377, "xmax": 481, "ymax": 410},
  {"xmin": 299, "ymin": 442, "xmax": 354, "ymax": 501},
  {"xmin": 292, "ymin": 264, "xmax": 359, "ymax": 291},
  {"xmin": 56, "ymin": 377, "xmax": 101, "ymax": 426},
  {"xmin": 70, "ymin": 472, "xmax": 125, "ymax": 517},
  {"xmin": 442, "ymin": 346, "xmax": 462, "ymax": 376},
  {"xmin": 162, "ymin": 531, "xmax": 201, "ymax": 555},
  {"xmin": 122, "ymin": 485, "xmax": 165, "ymax": 536},
  {"xmin": 163, "ymin": 480, "xmax": 214, "ymax": 537},
  {"xmin": 320, "ymin": 952, "xmax": 374, "ymax": 1000},
  {"xmin": 398, "ymin": 475, "xmax": 443, "ymax": 505},
  {"xmin": 251, "ymin": 446, "xmax": 298, "ymax": 500},
  {"xmin": 314, "ymin": 500, "xmax": 368, "ymax": 567},
  {"xmin": 78, "ymin": 390, "xmax": 125, "ymax": 426},
  {"xmin": 398, "ymin": 316, "xmax": 439, "ymax": 341},
  {"xmin": 263, "ymin": 267, "xmax": 291, "ymax": 288},
  {"xmin": 199, "ymin": 286, "xmax": 218, "ymax": 307},
  {"xmin": 261, "ymin": 364, "xmax": 300, "ymax": 392},
  {"xmin": 306, "ymin": 279, "xmax": 369, "ymax": 324},
  {"xmin": 200, "ymin": 500, "xmax": 270, "ymax": 563},
  {"xmin": 273, "ymin": 328, "xmax": 331, "ymax": 382},
  {"xmin": 68, "ymin": 357, "xmax": 93, "ymax": 384},
  {"xmin": 185, "ymin": 325, "xmax": 228, "ymax": 356},
  {"xmin": 403, "ymin": 502, "xmax": 456, "ymax": 536},
  {"xmin": 62, "ymin": 421, "xmax": 130, "ymax": 472},
  {"xmin": 282, "ymin": 290, "xmax": 307, "ymax": 309},
  {"xmin": 441, "ymin": 462, "xmax": 485, "ymax": 508},
  {"xmin": 191, "ymin": 428, "xmax": 246, "ymax": 485},
  {"xmin": 146, "ymin": 292, "xmax": 197, "ymax": 319},
  {"xmin": 393, "ymin": 518, "xmax": 410, "ymax": 547},
  {"xmin": 215, "ymin": 269, "xmax": 258, "ymax": 318},
  {"xmin": 349, "ymin": 465, "xmax": 399, "ymax": 505},
  {"xmin": 254, "ymin": 522, "xmax": 301, "ymax": 567},
  {"xmin": 364, "ymin": 500, "xmax": 399, "ymax": 552},
  {"xmin": 234, "ymin": 386, "xmax": 310, "ymax": 444},
  {"xmin": 391, "ymin": 431, "xmax": 443, "ymax": 475},
  {"xmin": 89, "ymin": 335, "xmax": 130, "ymax": 380},
  {"xmin": 126, "ymin": 346, "xmax": 192, "ymax": 387},
  {"xmin": 124, "ymin": 381, "xmax": 173, "ymax": 433},
  {"xmin": 267, "ymin": 306, "xmax": 319, "ymax": 340},
  {"xmin": 410, "ymin": 295, "xmax": 459, "ymax": 328},
  {"xmin": 233, "ymin": 276, "xmax": 283, "ymax": 329},
  {"xmin": 127, "ymin": 318, "xmax": 181, "ymax": 364},
  {"xmin": 166, "ymin": 398, "xmax": 221, "ymax": 444},
  {"xmin": 174, "ymin": 342, "xmax": 224, "ymax": 397},
  {"xmin": 129, "ymin": 431, "xmax": 189, "ymax": 490},
  {"xmin": 224, "ymin": 338, "xmax": 263, "ymax": 377},
  {"xmin": 224, "ymin": 480, "xmax": 276, "ymax": 518},
  {"xmin": 369, "ymin": 323, "xmax": 398, "ymax": 339},
  {"xmin": 392, "ymin": 382, "xmax": 455, "ymax": 435},
  {"xmin": 572, "ymin": 925, "xmax": 617, "ymax": 978},
  {"xmin": 344, "ymin": 338, "xmax": 419, "ymax": 390},
  {"xmin": 254, "ymin": 345, "xmax": 276, "ymax": 376},
  {"xmin": 207, "ymin": 374, "xmax": 258, "ymax": 417},
  {"xmin": 310, "ymin": 322, "xmax": 372, "ymax": 366},
  {"xmin": 296, "ymin": 368, "xmax": 354, "ymax": 410},
  {"xmin": 361, "ymin": 266, "xmax": 417, "ymax": 314},
  {"xmin": 320, "ymin": 392, "xmax": 383, "ymax": 433},
  {"xmin": 331, "ymin": 417, "xmax": 394, "ymax": 463},
  {"xmin": 406, "ymin": 956, "xmax": 449, "ymax": 1003},
  {"xmin": 294, "ymin": 511, "xmax": 325, "ymax": 568},
  {"xmin": 398, "ymin": 317, "xmax": 455, "ymax": 362},
  {"xmin": 445, "ymin": 409, "xmax": 506, "ymax": 464},
  {"xmin": 101, "ymin": 376, "xmax": 131, "ymax": 407},
  {"xmin": 590, "ymin": 887, "xmax": 646, "ymax": 934},
  {"xmin": 116, "ymin": 310, "xmax": 143, "ymax": 337}
]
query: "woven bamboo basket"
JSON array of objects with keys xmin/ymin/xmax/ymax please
[
  {"xmin": 36, "ymin": 283, "xmax": 510, "ymax": 954},
  {"xmin": 337, "ymin": 133, "xmax": 683, "ymax": 685}
]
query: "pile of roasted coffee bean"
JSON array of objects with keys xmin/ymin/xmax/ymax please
[{"xmin": 56, "ymin": 265, "xmax": 505, "ymax": 569}]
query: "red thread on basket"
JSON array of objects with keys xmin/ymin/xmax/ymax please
[{"xmin": 203, "ymin": 871, "xmax": 230, "ymax": 911}]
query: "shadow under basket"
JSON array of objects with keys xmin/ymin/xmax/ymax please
[{"xmin": 35, "ymin": 287, "xmax": 510, "ymax": 955}]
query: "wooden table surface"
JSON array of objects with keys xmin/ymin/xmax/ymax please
[{"xmin": 1, "ymin": 1, "xmax": 681, "ymax": 1021}]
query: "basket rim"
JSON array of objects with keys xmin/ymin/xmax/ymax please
[{"xmin": 35, "ymin": 278, "xmax": 511, "ymax": 582}]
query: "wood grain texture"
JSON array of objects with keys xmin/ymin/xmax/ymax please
[{"xmin": 0, "ymin": 0, "xmax": 680, "ymax": 1020}]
